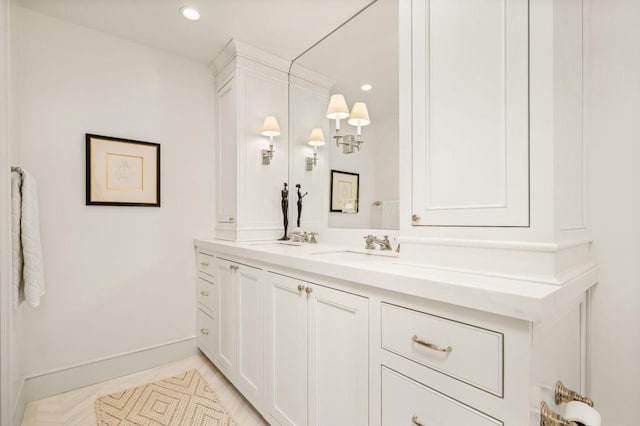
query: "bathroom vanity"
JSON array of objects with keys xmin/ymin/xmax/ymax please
[
  {"xmin": 198, "ymin": 0, "xmax": 595, "ymax": 424},
  {"xmin": 194, "ymin": 239, "xmax": 595, "ymax": 425}
]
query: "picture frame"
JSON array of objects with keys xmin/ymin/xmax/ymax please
[
  {"xmin": 86, "ymin": 134, "xmax": 160, "ymax": 207},
  {"xmin": 330, "ymin": 170, "xmax": 359, "ymax": 213}
]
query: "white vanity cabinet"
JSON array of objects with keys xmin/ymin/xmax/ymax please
[
  {"xmin": 195, "ymin": 252, "xmax": 217, "ymax": 360},
  {"xmin": 265, "ymin": 272, "xmax": 369, "ymax": 426},
  {"xmin": 410, "ymin": 0, "xmax": 529, "ymax": 227},
  {"xmin": 195, "ymin": 240, "xmax": 593, "ymax": 425},
  {"xmin": 374, "ymin": 295, "xmax": 586, "ymax": 426},
  {"xmin": 212, "ymin": 257, "xmax": 265, "ymax": 411}
]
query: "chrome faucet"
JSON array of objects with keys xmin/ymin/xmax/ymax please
[
  {"xmin": 373, "ymin": 235, "xmax": 392, "ymax": 251},
  {"xmin": 290, "ymin": 230, "xmax": 318, "ymax": 243},
  {"xmin": 364, "ymin": 235, "xmax": 392, "ymax": 250}
]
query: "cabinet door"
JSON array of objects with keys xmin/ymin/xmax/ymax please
[
  {"xmin": 265, "ymin": 273, "xmax": 308, "ymax": 426},
  {"xmin": 214, "ymin": 259, "xmax": 237, "ymax": 380},
  {"xmin": 235, "ymin": 263, "xmax": 264, "ymax": 409},
  {"xmin": 411, "ymin": 0, "xmax": 529, "ymax": 226},
  {"xmin": 307, "ymin": 285, "xmax": 369, "ymax": 426},
  {"xmin": 216, "ymin": 79, "xmax": 238, "ymax": 224}
]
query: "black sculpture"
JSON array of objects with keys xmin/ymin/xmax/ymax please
[
  {"xmin": 278, "ymin": 182, "xmax": 290, "ymax": 240},
  {"xmin": 296, "ymin": 184, "xmax": 308, "ymax": 227}
]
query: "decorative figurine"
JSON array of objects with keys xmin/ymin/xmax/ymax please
[
  {"xmin": 296, "ymin": 184, "xmax": 308, "ymax": 227},
  {"xmin": 278, "ymin": 183, "xmax": 290, "ymax": 240}
]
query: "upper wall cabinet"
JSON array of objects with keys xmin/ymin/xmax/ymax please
[
  {"xmin": 411, "ymin": 0, "xmax": 529, "ymax": 227},
  {"xmin": 400, "ymin": 0, "xmax": 591, "ymax": 283},
  {"xmin": 212, "ymin": 40, "xmax": 290, "ymax": 241}
]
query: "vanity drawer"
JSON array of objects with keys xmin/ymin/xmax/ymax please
[
  {"xmin": 381, "ymin": 367, "xmax": 502, "ymax": 426},
  {"xmin": 197, "ymin": 277, "xmax": 215, "ymax": 316},
  {"xmin": 197, "ymin": 251, "xmax": 215, "ymax": 277},
  {"xmin": 197, "ymin": 308, "xmax": 216, "ymax": 356},
  {"xmin": 381, "ymin": 303, "xmax": 503, "ymax": 396}
]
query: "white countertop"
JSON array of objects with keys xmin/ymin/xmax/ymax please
[{"xmin": 194, "ymin": 238, "xmax": 597, "ymax": 322}]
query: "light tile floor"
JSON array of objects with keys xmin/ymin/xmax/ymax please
[{"xmin": 21, "ymin": 353, "xmax": 268, "ymax": 425}]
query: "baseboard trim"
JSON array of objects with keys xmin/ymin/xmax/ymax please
[
  {"xmin": 23, "ymin": 337, "xmax": 198, "ymax": 403},
  {"xmin": 12, "ymin": 378, "xmax": 25, "ymax": 426}
]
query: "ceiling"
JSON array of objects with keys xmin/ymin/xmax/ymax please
[{"xmin": 18, "ymin": 0, "xmax": 375, "ymax": 64}]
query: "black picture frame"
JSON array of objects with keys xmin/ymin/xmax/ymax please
[
  {"xmin": 330, "ymin": 169, "xmax": 359, "ymax": 213},
  {"xmin": 85, "ymin": 134, "xmax": 161, "ymax": 207}
]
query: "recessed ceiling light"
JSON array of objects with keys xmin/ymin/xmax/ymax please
[
  {"xmin": 180, "ymin": 6, "xmax": 200, "ymax": 21},
  {"xmin": 361, "ymin": 83, "xmax": 373, "ymax": 91}
]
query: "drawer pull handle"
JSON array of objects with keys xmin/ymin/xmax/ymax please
[
  {"xmin": 229, "ymin": 265, "xmax": 239, "ymax": 271},
  {"xmin": 200, "ymin": 262, "xmax": 209, "ymax": 267},
  {"xmin": 305, "ymin": 286, "xmax": 313, "ymax": 294},
  {"xmin": 200, "ymin": 291, "xmax": 209, "ymax": 297},
  {"xmin": 412, "ymin": 415, "xmax": 425, "ymax": 426},
  {"xmin": 412, "ymin": 335, "xmax": 452, "ymax": 353},
  {"xmin": 200, "ymin": 328, "xmax": 209, "ymax": 335},
  {"xmin": 229, "ymin": 217, "xmax": 235, "ymax": 222},
  {"xmin": 297, "ymin": 284, "xmax": 304, "ymax": 293}
]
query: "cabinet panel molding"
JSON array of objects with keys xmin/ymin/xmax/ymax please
[{"xmin": 411, "ymin": 0, "xmax": 529, "ymax": 227}]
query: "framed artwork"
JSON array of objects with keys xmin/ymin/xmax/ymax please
[
  {"xmin": 86, "ymin": 134, "xmax": 160, "ymax": 207},
  {"xmin": 330, "ymin": 170, "xmax": 359, "ymax": 213}
]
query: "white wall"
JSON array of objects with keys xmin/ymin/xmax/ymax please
[
  {"xmin": 587, "ymin": 1, "xmax": 640, "ymax": 424},
  {"xmin": 16, "ymin": 8, "xmax": 215, "ymax": 376},
  {"xmin": 9, "ymin": 0, "xmax": 25, "ymax": 419},
  {"xmin": 0, "ymin": 0, "xmax": 13, "ymax": 423}
]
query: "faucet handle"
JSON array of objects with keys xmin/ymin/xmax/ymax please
[
  {"xmin": 309, "ymin": 232, "xmax": 318, "ymax": 244},
  {"xmin": 364, "ymin": 234, "xmax": 375, "ymax": 250}
]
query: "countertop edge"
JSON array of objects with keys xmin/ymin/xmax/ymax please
[{"xmin": 193, "ymin": 238, "xmax": 598, "ymax": 322}]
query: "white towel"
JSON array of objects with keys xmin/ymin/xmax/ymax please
[{"xmin": 11, "ymin": 168, "xmax": 45, "ymax": 307}]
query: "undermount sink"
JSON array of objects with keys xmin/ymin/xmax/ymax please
[
  {"xmin": 311, "ymin": 250, "xmax": 398, "ymax": 262},
  {"xmin": 249, "ymin": 241, "xmax": 302, "ymax": 247}
]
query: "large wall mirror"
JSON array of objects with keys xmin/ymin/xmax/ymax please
[{"xmin": 288, "ymin": 0, "xmax": 399, "ymax": 231}]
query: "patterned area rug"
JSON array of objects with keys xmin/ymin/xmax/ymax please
[{"xmin": 95, "ymin": 369, "xmax": 236, "ymax": 425}]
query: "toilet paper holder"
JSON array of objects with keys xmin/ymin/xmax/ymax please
[
  {"xmin": 555, "ymin": 380, "xmax": 594, "ymax": 407},
  {"xmin": 540, "ymin": 401, "xmax": 578, "ymax": 426},
  {"xmin": 540, "ymin": 381, "xmax": 595, "ymax": 425}
]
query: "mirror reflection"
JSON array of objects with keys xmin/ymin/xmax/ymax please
[{"xmin": 289, "ymin": 0, "xmax": 399, "ymax": 230}]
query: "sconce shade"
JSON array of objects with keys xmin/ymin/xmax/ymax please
[
  {"xmin": 348, "ymin": 102, "xmax": 370, "ymax": 127},
  {"xmin": 326, "ymin": 94, "xmax": 350, "ymax": 120},
  {"xmin": 308, "ymin": 128, "xmax": 326, "ymax": 147},
  {"xmin": 261, "ymin": 116, "xmax": 281, "ymax": 137}
]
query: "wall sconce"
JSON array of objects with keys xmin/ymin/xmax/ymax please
[
  {"xmin": 261, "ymin": 116, "xmax": 280, "ymax": 165},
  {"xmin": 306, "ymin": 128, "xmax": 325, "ymax": 171},
  {"xmin": 326, "ymin": 94, "xmax": 370, "ymax": 154}
]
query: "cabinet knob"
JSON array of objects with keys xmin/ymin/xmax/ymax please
[
  {"xmin": 297, "ymin": 284, "xmax": 304, "ymax": 293},
  {"xmin": 305, "ymin": 286, "xmax": 313, "ymax": 294},
  {"xmin": 229, "ymin": 264, "xmax": 239, "ymax": 271},
  {"xmin": 200, "ymin": 291, "xmax": 209, "ymax": 297},
  {"xmin": 200, "ymin": 262, "xmax": 209, "ymax": 267},
  {"xmin": 200, "ymin": 328, "xmax": 209, "ymax": 335},
  {"xmin": 411, "ymin": 214, "xmax": 421, "ymax": 222},
  {"xmin": 229, "ymin": 217, "xmax": 235, "ymax": 222},
  {"xmin": 411, "ymin": 415, "xmax": 425, "ymax": 426}
]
